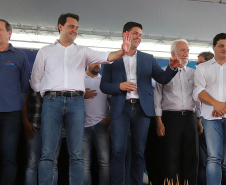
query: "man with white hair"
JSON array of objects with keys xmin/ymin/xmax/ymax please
[{"xmin": 154, "ymin": 39, "xmax": 201, "ymax": 185}]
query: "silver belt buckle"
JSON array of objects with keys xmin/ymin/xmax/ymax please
[
  {"xmin": 182, "ymin": 111, "xmax": 186, "ymax": 115},
  {"xmin": 60, "ymin": 91, "xmax": 64, "ymax": 96},
  {"xmin": 131, "ymin": 99, "xmax": 136, "ymax": 103}
]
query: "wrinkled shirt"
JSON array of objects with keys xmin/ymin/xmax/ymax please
[
  {"xmin": 193, "ymin": 58, "xmax": 226, "ymax": 120},
  {"xmin": 155, "ymin": 66, "xmax": 201, "ymax": 117},
  {"xmin": 30, "ymin": 40, "xmax": 110, "ymax": 96},
  {"xmin": 0, "ymin": 44, "xmax": 30, "ymax": 112}
]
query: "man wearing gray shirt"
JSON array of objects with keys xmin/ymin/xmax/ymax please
[{"xmin": 154, "ymin": 39, "xmax": 201, "ymax": 185}]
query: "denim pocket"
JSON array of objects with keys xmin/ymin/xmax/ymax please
[
  {"xmin": 71, "ymin": 96, "xmax": 84, "ymax": 103},
  {"xmin": 43, "ymin": 94, "xmax": 56, "ymax": 101}
]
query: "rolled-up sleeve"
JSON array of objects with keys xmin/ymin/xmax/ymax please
[
  {"xmin": 193, "ymin": 66, "xmax": 206, "ymax": 102},
  {"xmin": 30, "ymin": 49, "xmax": 45, "ymax": 92},
  {"xmin": 85, "ymin": 47, "xmax": 111, "ymax": 65},
  {"xmin": 154, "ymin": 81, "xmax": 164, "ymax": 116}
]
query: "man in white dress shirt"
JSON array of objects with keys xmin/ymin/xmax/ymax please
[
  {"xmin": 30, "ymin": 13, "xmax": 130, "ymax": 185},
  {"xmin": 193, "ymin": 33, "xmax": 226, "ymax": 185},
  {"xmin": 154, "ymin": 39, "xmax": 200, "ymax": 185},
  {"xmin": 83, "ymin": 63, "xmax": 110, "ymax": 185},
  {"xmin": 195, "ymin": 51, "xmax": 214, "ymax": 185}
]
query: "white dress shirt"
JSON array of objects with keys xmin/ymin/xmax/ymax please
[
  {"xmin": 123, "ymin": 52, "xmax": 139, "ymax": 99},
  {"xmin": 84, "ymin": 73, "xmax": 110, "ymax": 127},
  {"xmin": 30, "ymin": 40, "xmax": 110, "ymax": 96},
  {"xmin": 193, "ymin": 58, "xmax": 226, "ymax": 120},
  {"xmin": 154, "ymin": 66, "xmax": 201, "ymax": 117}
]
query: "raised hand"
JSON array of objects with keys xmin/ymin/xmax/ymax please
[
  {"xmin": 121, "ymin": 31, "xmax": 131, "ymax": 55},
  {"xmin": 169, "ymin": 57, "xmax": 183, "ymax": 69}
]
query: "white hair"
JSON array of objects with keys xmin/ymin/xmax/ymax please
[{"xmin": 170, "ymin": 39, "xmax": 189, "ymax": 53}]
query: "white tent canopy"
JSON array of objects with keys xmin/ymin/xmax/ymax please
[{"xmin": 1, "ymin": 0, "xmax": 225, "ymax": 58}]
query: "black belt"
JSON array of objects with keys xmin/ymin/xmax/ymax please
[
  {"xmin": 163, "ymin": 110, "xmax": 194, "ymax": 116},
  {"xmin": 45, "ymin": 91, "xmax": 84, "ymax": 97},
  {"xmin": 126, "ymin": 99, "xmax": 140, "ymax": 104}
]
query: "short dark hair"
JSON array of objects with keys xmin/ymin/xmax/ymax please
[
  {"xmin": 57, "ymin": 13, "xmax": 79, "ymax": 33},
  {"xmin": 123, "ymin": 22, "xmax": 142, "ymax": 33},
  {"xmin": 213, "ymin": 33, "xmax": 226, "ymax": 47},
  {"xmin": 198, "ymin": 51, "xmax": 214, "ymax": 62},
  {"xmin": 0, "ymin": 19, "xmax": 12, "ymax": 31}
]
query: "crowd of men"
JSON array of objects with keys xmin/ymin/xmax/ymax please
[{"xmin": 0, "ymin": 12, "xmax": 226, "ymax": 185}]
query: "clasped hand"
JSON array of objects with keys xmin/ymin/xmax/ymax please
[
  {"xmin": 212, "ymin": 102, "xmax": 226, "ymax": 117},
  {"xmin": 119, "ymin": 81, "xmax": 137, "ymax": 92},
  {"xmin": 84, "ymin": 88, "xmax": 97, "ymax": 99}
]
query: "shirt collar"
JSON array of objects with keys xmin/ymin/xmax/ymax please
[
  {"xmin": 85, "ymin": 73, "xmax": 101, "ymax": 79},
  {"xmin": 6, "ymin": 44, "xmax": 16, "ymax": 53},
  {"xmin": 210, "ymin": 57, "xmax": 218, "ymax": 65},
  {"xmin": 124, "ymin": 51, "xmax": 137, "ymax": 58},
  {"xmin": 54, "ymin": 39, "xmax": 77, "ymax": 46},
  {"xmin": 179, "ymin": 65, "xmax": 187, "ymax": 72}
]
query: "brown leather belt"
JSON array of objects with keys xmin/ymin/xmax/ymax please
[{"xmin": 45, "ymin": 91, "xmax": 83, "ymax": 97}]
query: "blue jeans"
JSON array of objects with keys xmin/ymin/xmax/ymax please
[
  {"xmin": 83, "ymin": 122, "xmax": 110, "ymax": 185},
  {"xmin": 125, "ymin": 132, "xmax": 131, "ymax": 185},
  {"xmin": 25, "ymin": 129, "xmax": 61, "ymax": 185},
  {"xmin": 38, "ymin": 95, "xmax": 85, "ymax": 185},
  {"xmin": 111, "ymin": 102, "xmax": 150, "ymax": 185},
  {"xmin": 0, "ymin": 111, "xmax": 21, "ymax": 185},
  {"xmin": 202, "ymin": 118, "xmax": 226, "ymax": 185}
]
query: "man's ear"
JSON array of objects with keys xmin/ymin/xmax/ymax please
[
  {"xmin": 58, "ymin": 24, "xmax": 63, "ymax": 32},
  {"xmin": 8, "ymin": 30, "xmax": 12, "ymax": 40},
  {"xmin": 171, "ymin": 51, "xmax": 176, "ymax": 58}
]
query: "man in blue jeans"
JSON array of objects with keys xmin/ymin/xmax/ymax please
[
  {"xmin": 30, "ymin": 13, "xmax": 131, "ymax": 185},
  {"xmin": 83, "ymin": 64, "xmax": 110, "ymax": 185},
  {"xmin": 195, "ymin": 51, "xmax": 214, "ymax": 185},
  {"xmin": 0, "ymin": 19, "xmax": 30, "ymax": 185},
  {"xmin": 193, "ymin": 33, "xmax": 226, "ymax": 185},
  {"xmin": 100, "ymin": 22, "xmax": 181, "ymax": 185}
]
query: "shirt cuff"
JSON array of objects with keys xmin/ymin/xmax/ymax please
[
  {"xmin": 193, "ymin": 88, "xmax": 205, "ymax": 102},
  {"xmin": 155, "ymin": 108, "xmax": 162, "ymax": 116},
  {"xmin": 31, "ymin": 83, "xmax": 40, "ymax": 93},
  {"xmin": 105, "ymin": 52, "xmax": 112, "ymax": 63}
]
